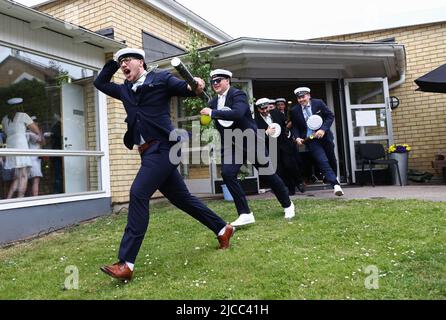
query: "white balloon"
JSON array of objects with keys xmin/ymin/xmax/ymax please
[
  {"xmin": 269, "ymin": 123, "xmax": 282, "ymax": 138},
  {"xmin": 307, "ymin": 115, "xmax": 323, "ymax": 130}
]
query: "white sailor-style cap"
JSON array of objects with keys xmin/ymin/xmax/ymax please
[
  {"xmin": 269, "ymin": 99, "xmax": 276, "ymax": 104},
  {"xmin": 210, "ymin": 69, "xmax": 233, "ymax": 79},
  {"xmin": 294, "ymin": 87, "xmax": 311, "ymax": 97},
  {"xmin": 255, "ymin": 98, "xmax": 271, "ymax": 108},
  {"xmin": 275, "ymin": 98, "xmax": 287, "ymax": 104},
  {"xmin": 7, "ymin": 97, "xmax": 23, "ymax": 105},
  {"xmin": 115, "ymin": 48, "xmax": 145, "ymax": 63}
]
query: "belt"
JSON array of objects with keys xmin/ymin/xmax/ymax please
[{"xmin": 138, "ymin": 139, "xmax": 158, "ymax": 155}]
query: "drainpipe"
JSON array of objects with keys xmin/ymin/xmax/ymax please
[
  {"xmin": 358, "ymin": 45, "xmax": 406, "ymax": 103},
  {"xmin": 389, "ymin": 70, "xmax": 406, "ymax": 91}
]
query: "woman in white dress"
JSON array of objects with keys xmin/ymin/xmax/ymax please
[
  {"xmin": 26, "ymin": 118, "xmax": 45, "ymax": 196},
  {"xmin": 1, "ymin": 98, "xmax": 41, "ymax": 199}
]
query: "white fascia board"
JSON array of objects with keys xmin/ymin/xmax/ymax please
[
  {"xmin": 215, "ymin": 39, "xmax": 405, "ymax": 76},
  {"xmin": 155, "ymin": 38, "xmax": 405, "ymax": 78},
  {"xmin": 1, "ymin": 0, "xmax": 125, "ymax": 52},
  {"xmin": 142, "ymin": 0, "xmax": 232, "ymax": 43}
]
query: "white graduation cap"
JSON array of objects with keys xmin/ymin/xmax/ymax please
[
  {"xmin": 7, "ymin": 97, "xmax": 23, "ymax": 105},
  {"xmin": 255, "ymin": 98, "xmax": 270, "ymax": 108},
  {"xmin": 210, "ymin": 69, "xmax": 232, "ymax": 79},
  {"xmin": 294, "ymin": 87, "xmax": 311, "ymax": 97},
  {"xmin": 115, "ymin": 48, "xmax": 145, "ymax": 62}
]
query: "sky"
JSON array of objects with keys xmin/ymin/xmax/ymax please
[{"xmin": 15, "ymin": 0, "xmax": 446, "ymax": 39}]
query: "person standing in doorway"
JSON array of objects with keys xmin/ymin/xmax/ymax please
[
  {"xmin": 94, "ymin": 48, "xmax": 234, "ymax": 282},
  {"xmin": 290, "ymin": 87, "xmax": 344, "ymax": 196},
  {"xmin": 200, "ymin": 70, "xmax": 296, "ymax": 227},
  {"xmin": 275, "ymin": 98, "xmax": 289, "ymax": 117}
]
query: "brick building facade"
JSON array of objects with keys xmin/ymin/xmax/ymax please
[
  {"xmin": 37, "ymin": 2, "xmax": 446, "ymax": 203},
  {"xmin": 36, "ymin": 0, "xmax": 229, "ymax": 203},
  {"xmin": 319, "ymin": 22, "xmax": 446, "ymax": 177}
]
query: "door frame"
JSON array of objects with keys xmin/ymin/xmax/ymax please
[{"xmin": 344, "ymin": 77, "xmax": 394, "ymax": 183}]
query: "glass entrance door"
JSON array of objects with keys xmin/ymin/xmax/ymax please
[{"xmin": 344, "ymin": 78, "xmax": 394, "ymax": 183}]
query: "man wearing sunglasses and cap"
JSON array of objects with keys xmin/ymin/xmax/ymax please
[
  {"xmin": 200, "ymin": 70, "xmax": 295, "ymax": 227},
  {"xmin": 93, "ymin": 48, "xmax": 234, "ymax": 282},
  {"xmin": 290, "ymin": 87, "xmax": 344, "ymax": 196}
]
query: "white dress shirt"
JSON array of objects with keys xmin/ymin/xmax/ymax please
[
  {"xmin": 132, "ymin": 71, "xmax": 148, "ymax": 92},
  {"xmin": 132, "ymin": 71, "xmax": 148, "ymax": 144},
  {"xmin": 211, "ymin": 88, "xmax": 230, "ymax": 117}
]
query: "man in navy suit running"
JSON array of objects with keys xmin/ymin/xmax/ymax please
[
  {"xmin": 200, "ymin": 69, "xmax": 295, "ymax": 227},
  {"xmin": 290, "ymin": 87, "xmax": 344, "ymax": 197},
  {"xmin": 94, "ymin": 48, "xmax": 234, "ymax": 282}
]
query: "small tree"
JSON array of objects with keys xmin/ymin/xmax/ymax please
[{"xmin": 181, "ymin": 28, "xmax": 214, "ymax": 117}]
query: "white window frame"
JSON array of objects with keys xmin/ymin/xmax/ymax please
[{"xmin": 0, "ymin": 44, "xmax": 111, "ymax": 210}]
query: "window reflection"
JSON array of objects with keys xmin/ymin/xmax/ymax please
[
  {"xmin": 0, "ymin": 46, "xmax": 101, "ymax": 200},
  {"xmin": 0, "ymin": 155, "xmax": 101, "ymax": 199},
  {"xmin": 349, "ymin": 82, "xmax": 385, "ymax": 105}
]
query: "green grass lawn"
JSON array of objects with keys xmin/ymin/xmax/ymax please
[{"xmin": 0, "ymin": 198, "xmax": 445, "ymax": 300}]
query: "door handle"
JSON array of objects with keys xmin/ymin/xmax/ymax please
[{"xmin": 65, "ymin": 144, "xmax": 73, "ymax": 148}]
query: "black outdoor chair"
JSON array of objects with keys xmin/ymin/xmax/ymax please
[{"xmin": 358, "ymin": 143, "xmax": 402, "ymax": 187}]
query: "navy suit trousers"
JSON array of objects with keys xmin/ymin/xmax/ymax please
[
  {"xmin": 118, "ymin": 142, "xmax": 227, "ymax": 263},
  {"xmin": 220, "ymin": 148, "xmax": 291, "ymax": 215},
  {"xmin": 306, "ymin": 139, "xmax": 339, "ymax": 186}
]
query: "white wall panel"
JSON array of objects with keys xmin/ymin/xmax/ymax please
[{"xmin": 0, "ymin": 13, "xmax": 105, "ymax": 69}]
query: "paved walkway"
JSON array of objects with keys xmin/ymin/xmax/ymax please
[
  {"xmin": 247, "ymin": 184, "xmax": 446, "ymax": 202},
  {"xmin": 150, "ymin": 184, "xmax": 446, "ymax": 208}
]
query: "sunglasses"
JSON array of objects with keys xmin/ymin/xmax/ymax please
[{"xmin": 210, "ymin": 78, "xmax": 225, "ymax": 85}]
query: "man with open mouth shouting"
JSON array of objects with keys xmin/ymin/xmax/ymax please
[{"xmin": 94, "ymin": 48, "xmax": 234, "ymax": 282}]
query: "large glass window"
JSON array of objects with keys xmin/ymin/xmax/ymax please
[
  {"xmin": 142, "ymin": 31, "xmax": 185, "ymax": 62},
  {"xmin": 0, "ymin": 45, "xmax": 103, "ymax": 200}
]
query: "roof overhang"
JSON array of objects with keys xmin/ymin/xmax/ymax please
[
  {"xmin": 141, "ymin": 0, "xmax": 232, "ymax": 43},
  {"xmin": 1, "ymin": 0, "xmax": 125, "ymax": 52},
  {"xmin": 33, "ymin": 0, "xmax": 233, "ymax": 44},
  {"xmin": 157, "ymin": 37, "xmax": 406, "ymax": 80}
]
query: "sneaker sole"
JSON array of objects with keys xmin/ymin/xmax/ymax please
[{"xmin": 230, "ymin": 220, "xmax": 255, "ymax": 227}]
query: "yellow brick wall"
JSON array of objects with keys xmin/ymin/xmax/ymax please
[
  {"xmin": 38, "ymin": 0, "xmax": 217, "ymax": 202},
  {"xmin": 319, "ymin": 22, "xmax": 446, "ymax": 177}
]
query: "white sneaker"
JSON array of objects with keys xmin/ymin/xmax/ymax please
[
  {"xmin": 284, "ymin": 202, "xmax": 295, "ymax": 219},
  {"xmin": 334, "ymin": 184, "xmax": 344, "ymax": 196},
  {"xmin": 231, "ymin": 213, "xmax": 255, "ymax": 227}
]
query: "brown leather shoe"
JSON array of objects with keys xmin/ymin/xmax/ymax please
[
  {"xmin": 218, "ymin": 224, "xmax": 234, "ymax": 249},
  {"xmin": 100, "ymin": 261, "xmax": 133, "ymax": 281}
]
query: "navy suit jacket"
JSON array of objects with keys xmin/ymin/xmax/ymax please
[
  {"xmin": 290, "ymin": 98, "xmax": 335, "ymax": 143},
  {"xmin": 255, "ymin": 109, "xmax": 290, "ymax": 149},
  {"xmin": 208, "ymin": 87, "xmax": 258, "ymax": 152},
  {"xmin": 94, "ymin": 59, "xmax": 195, "ymax": 149}
]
